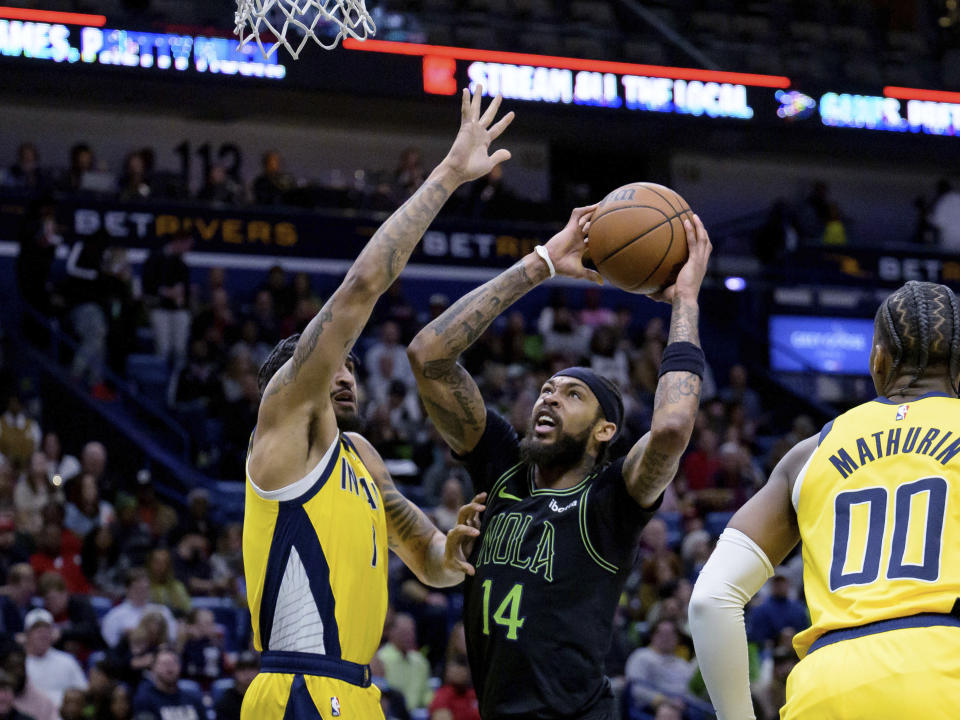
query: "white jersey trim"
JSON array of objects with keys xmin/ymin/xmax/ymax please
[
  {"xmin": 247, "ymin": 434, "xmax": 340, "ymax": 502},
  {"xmin": 792, "ymin": 450, "xmax": 816, "ymax": 513}
]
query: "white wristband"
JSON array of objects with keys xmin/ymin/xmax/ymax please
[{"xmin": 534, "ymin": 245, "xmax": 556, "ymax": 278}]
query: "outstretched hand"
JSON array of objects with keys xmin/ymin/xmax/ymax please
[
  {"xmin": 441, "ymin": 88, "xmax": 514, "ymax": 185},
  {"xmin": 443, "ymin": 492, "xmax": 487, "ymax": 576},
  {"xmin": 649, "ymin": 214, "xmax": 713, "ymax": 303},
  {"xmin": 543, "ymin": 205, "xmax": 604, "ymax": 284}
]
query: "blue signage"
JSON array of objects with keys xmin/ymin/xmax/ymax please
[{"xmin": 770, "ymin": 315, "xmax": 874, "ymax": 375}]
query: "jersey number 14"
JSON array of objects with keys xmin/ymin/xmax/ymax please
[
  {"xmin": 830, "ymin": 476, "xmax": 947, "ymax": 591},
  {"xmin": 481, "ymin": 580, "xmax": 525, "ymax": 640}
]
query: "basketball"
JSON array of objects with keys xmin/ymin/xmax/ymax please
[{"xmin": 587, "ymin": 182, "xmax": 694, "ymax": 294}]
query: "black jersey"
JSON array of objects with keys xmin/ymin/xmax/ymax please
[{"xmin": 458, "ymin": 411, "xmax": 659, "ymax": 720}]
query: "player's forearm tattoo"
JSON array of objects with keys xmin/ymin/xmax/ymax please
[
  {"xmin": 429, "ymin": 259, "xmax": 539, "ymax": 357},
  {"xmin": 667, "ymin": 296, "xmax": 700, "ymax": 345},
  {"xmin": 654, "ymin": 374, "xmax": 702, "ymax": 410},
  {"xmin": 381, "ymin": 480, "xmax": 433, "ymax": 551},
  {"xmin": 633, "ymin": 447, "xmax": 675, "ymax": 499},
  {"xmin": 366, "ymin": 180, "xmax": 450, "ymax": 288},
  {"xmin": 263, "ymin": 306, "xmax": 334, "ymax": 397}
]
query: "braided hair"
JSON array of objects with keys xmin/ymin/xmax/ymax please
[{"xmin": 873, "ymin": 281, "xmax": 960, "ymax": 395}]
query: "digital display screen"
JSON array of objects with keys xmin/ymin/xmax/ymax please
[
  {"xmin": 769, "ymin": 315, "xmax": 874, "ymax": 375},
  {"xmin": 0, "ymin": 18, "xmax": 286, "ymax": 79}
]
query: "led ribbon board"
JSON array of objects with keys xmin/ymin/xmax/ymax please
[{"xmin": 0, "ymin": 5, "xmax": 286, "ymax": 79}]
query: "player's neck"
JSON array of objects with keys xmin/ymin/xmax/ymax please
[
  {"xmin": 533, "ymin": 453, "xmax": 596, "ymax": 490},
  {"xmin": 883, "ymin": 375, "xmax": 958, "ymax": 402}
]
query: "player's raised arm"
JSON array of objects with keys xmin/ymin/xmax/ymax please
[
  {"xmin": 258, "ymin": 88, "xmax": 513, "ymax": 425},
  {"xmin": 620, "ymin": 215, "xmax": 711, "ymax": 507},
  {"xmin": 687, "ymin": 436, "xmax": 812, "ymax": 720},
  {"xmin": 408, "ymin": 205, "xmax": 601, "ymax": 455}
]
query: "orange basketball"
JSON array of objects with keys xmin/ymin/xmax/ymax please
[{"xmin": 587, "ymin": 182, "xmax": 693, "ymax": 294}]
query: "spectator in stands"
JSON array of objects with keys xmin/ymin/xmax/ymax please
[
  {"xmin": 753, "ymin": 645, "xmax": 798, "ymax": 720},
  {"xmin": 251, "ymin": 150, "xmax": 292, "ymax": 206},
  {"xmin": 394, "ymin": 147, "xmax": 426, "ymax": 199},
  {"xmin": 365, "ymin": 379, "xmax": 421, "ymax": 457},
  {"xmin": 249, "ymin": 289, "xmax": 280, "ymax": 345},
  {"xmin": 589, "ymin": 325, "xmax": 629, "ymax": 388},
  {"xmin": 0, "ymin": 463, "xmax": 12, "ymax": 514},
  {"xmin": 1, "ymin": 643, "xmax": 58, "ymax": 720},
  {"xmin": 105, "ymin": 684, "xmax": 132, "ymax": 720},
  {"xmin": 100, "ymin": 569, "xmax": 177, "ymax": 648},
  {"xmin": 118, "ymin": 151, "xmax": 151, "ymax": 201},
  {"xmin": 291, "ymin": 271, "xmax": 322, "ymax": 313},
  {"xmin": 537, "ymin": 290, "xmax": 587, "ymax": 359},
  {"xmin": 430, "ymin": 477, "xmax": 464, "ymax": 533},
  {"xmin": 747, "ymin": 572, "xmax": 809, "ymax": 650},
  {"xmin": 80, "ymin": 523, "xmax": 128, "ymax": 600},
  {"xmin": 42, "ymin": 433, "xmax": 80, "ymax": 487},
  {"xmin": 59, "ymin": 687, "xmax": 85, "ymax": 720},
  {"xmin": 719, "ymin": 364, "xmax": 763, "ymax": 420},
  {"xmin": 0, "ymin": 668, "xmax": 33, "ymax": 720},
  {"xmin": 172, "ymin": 339, "xmax": 223, "ymax": 411},
  {"xmin": 198, "ymin": 164, "xmax": 243, "ymax": 206},
  {"xmin": 64, "ymin": 473, "xmax": 114, "ymax": 538},
  {"xmin": 112, "ymin": 494, "xmax": 153, "ymax": 570},
  {"xmin": 173, "ymin": 489, "xmax": 217, "ymax": 549},
  {"xmin": 173, "ymin": 534, "xmax": 220, "ymax": 597},
  {"xmin": 653, "ymin": 700, "xmax": 684, "ymax": 720},
  {"xmin": 795, "ymin": 180, "xmax": 832, "ymax": 242},
  {"xmin": 23, "ymin": 608, "xmax": 88, "ymax": 708},
  {"xmin": 64, "ymin": 229, "xmax": 110, "ymax": 395},
  {"xmin": 1, "ymin": 393, "xmax": 41, "ymax": 476},
  {"xmin": 680, "ymin": 428, "xmax": 721, "ymax": 496},
  {"xmin": 0, "ymin": 513, "xmax": 31, "ymax": 588},
  {"xmin": 371, "ymin": 654, "xmax": 411, "ymax": 720},
  {"xmin": 193, "ymin": 287, "xmax": 237, "ymax": 353},
  {"xmin": 221, "ymin": 373, "xmax": 260, "ymax": 477},
  {"xmin": 212, "ymin": 650, "xmax": 258, "ymax": 720},
  {"xmin": 132, "ymin": 647, "xmax": 205, "ymax": 720},
  {"xmin": 142, "ymin": 230, "xmax": 193, "ymax": 372},
  {"xmin": 15, "ymin": 195, "xmax": 62, "ymax": 327},
  {"xmin": 625, "ymin": 619, "xmax": 696, "ymax": 712},
  {"xmin": 29, "ymin": 521, "xmax": 90, "ymax": 594},
  {"xmin": 14, "ymin": 451, "xmax": 59, "ymax": 535},
  {"xmin": 0, "ymin": 564, "xmax": 35, "ymax": 634},
  {"xmin": 209, "ymin": 523, "xmax": 243, "ymax": 596},
  {"xmin": 233, "ymin": 319, "xmax": 271, "ymax": 370},
  {"xmin": 5, "ymin": 143, "xmax": 41, "ymax": 191},
  {"xmin": 107, "ymin": 613, "xmax": 168, "ymax": 690},
  {"xmin": 766, "ymin": 415, "xmax": 816, "ymax": 473},
  {"xmin": 38, "ymin": 572, "xmax": 103, "ymax": 657},
  {"xmin": 706, "ymin": 441, "xmax": 759, "ymax": 512},
  {"xmin": 579, "ymin": 287, "xmax": 616, "ymax": 329},
  {"xmin": 61, "ymin": 143, "xmax": 94, "ymax": 193},
  {"xmin": 261, "ymin": 265, "xmax": 295, "ymax": 322},
  {"xmin": 428, "ymin": 622, "xmax": 479, "ymax": 720},
  {"xmin": 377, "ymin": 613, "xmax": 433, "ymax": 711},
  {"xmin": 463, "ymin": 162, "xmax": 515, "ymax": 219},
  {"xmin": 179, "ymin": 607, "xmax": 224, "ymax": 685},
  {"xmin": 365, "ymin": 321, "xmax": 416, "ymax": 405},
  {"xmin": 146, "ymin": 549, "xmax": 191, "ymax": 615},
  {"xmin": 929, "ymin": 178, "xmax": 960, "ymax": 251},
  {"xmin": 79, "ymin": 442, "xmax": 109, "ymax": 496}
]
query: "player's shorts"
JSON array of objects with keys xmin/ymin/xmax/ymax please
[
  {"xmin": 781, "ymin": 615, "xmax": 960, "ymax": 720},
  {"xmin": 240, "ymin": 651, "xmax": 384, "ymax": 720}
]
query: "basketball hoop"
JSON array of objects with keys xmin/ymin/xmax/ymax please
[{"xmin": 235, "ymin": 0, "xmax": 376, "ymax": 59}]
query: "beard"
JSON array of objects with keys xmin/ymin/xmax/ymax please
[
  {"xmin": 519, "ymin": 422, "xmax": 592, "ymax": 470},
  {"xmin": 334, "ymin": 406, "xmax": 365, "ymax": 433}
]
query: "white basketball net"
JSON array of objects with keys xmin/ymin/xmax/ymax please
[{"xmin": 235, "ymin": 0, "xmax": 376, "ymax": 59}]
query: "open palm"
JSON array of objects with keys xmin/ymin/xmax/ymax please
[{"xmin": 443, "ymin": 88, "xmax": 514, "ymax": 184}]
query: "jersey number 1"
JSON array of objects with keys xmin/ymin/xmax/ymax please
[
  {"xmin": 830, "ymin": 476, "xmax": 947, "ymax": 591},
  {"xmin": 481, "ymin": 580, "xmax": 525, "ymax": 640}
]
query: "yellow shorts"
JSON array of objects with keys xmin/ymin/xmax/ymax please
[
  {"xmin": 241, "ymin": 672, "xmax": 384, "ymax": 720},
  {"xmin": 781, "ymin": 625, "xmax": 960, "ymax": 719}
]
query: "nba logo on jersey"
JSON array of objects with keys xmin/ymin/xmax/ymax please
[
  {"xmin": 896, "ymin": 404, "xmax": 909, "ymax": 421},
  {"xmin": 331, "ymin": 697, "xmax": 341, "ymax": 717}
]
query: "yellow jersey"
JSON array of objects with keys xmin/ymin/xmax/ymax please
[
  {"xmin": 243, "ymin": 432, "xmax": 389, "ymax": 664},
  {"xmin": 792, "ymin": 393, "xmax": 960, "ymax": 658}
]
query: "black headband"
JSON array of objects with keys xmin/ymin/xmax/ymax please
[{"xmin": 551, "ymin": 367, "xmax": 623, "ymax": 440}]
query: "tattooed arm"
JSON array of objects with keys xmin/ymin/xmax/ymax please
[
  {"xmin": 348, "ymin": 433, "xmax": 482, "ymax": 586},
  {"xmin": 621, "ymin": 215, "xmax": 712, "ymax": 507},
  {"xmin": 408, "ymin": 206, "xmax": 601, "ymax": 455},
  {"xmin": 256, "ymin": 89, "xmax": 513, "ymax": 433}
]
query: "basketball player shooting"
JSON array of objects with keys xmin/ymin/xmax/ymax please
[
  {"xmin": 240, "ymin": 88, "xmax": 512, "ymax": 720},
  {"xmin": 408, "ymin": 210, "xmax": 712, "ymax": 719},
  {"xmin": 689, "ymin": 281, "xmax": 960, "ymax": 719}
]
